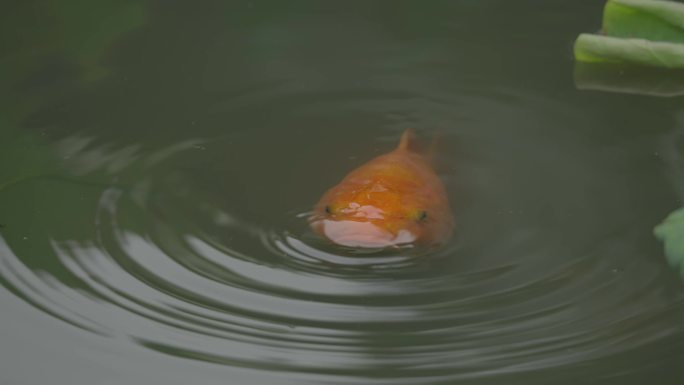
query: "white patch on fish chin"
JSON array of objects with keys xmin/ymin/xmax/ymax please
[
  {"xmin": 317, "ymin": 219, "xmax": 417, "ymax": 248},
  {"xmin": 393, "ymin": 229, "xmax": 416, "ymax": 245}
]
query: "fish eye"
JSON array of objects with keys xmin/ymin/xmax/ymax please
[
  {"xmin": 418, "ymin": 211, "xmax": 428, "ymax": 221},
  {"xmin": 325, "ymin": 205, "xmax": 333, "ymax": 214}
]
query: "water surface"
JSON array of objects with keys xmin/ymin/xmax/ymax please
[{"xmin": 2, "ymin": 2, "xmax": 684, "ymax": 384}]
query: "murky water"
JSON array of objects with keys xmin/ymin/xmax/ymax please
[{"xmin": 2, "ymin": 1, "xmax": 684, "ymax": 384}]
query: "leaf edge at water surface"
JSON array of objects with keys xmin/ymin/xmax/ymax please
[{"xmin": 574, "ymin": 33, "xmax": 684, "ymax": 69}]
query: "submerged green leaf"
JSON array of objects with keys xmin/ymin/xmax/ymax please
[
  {"xmin": 574, "ymin": 62, "xmax": 684, "ymax": 96},
  {"xmin": 54, "ymin": 0, "xmax": 145, "ymax": 63},
  {"xmin": 655, "ymin": 207, "xmax": 684, "ymax": 277},
  {"xmin": 574, "ymin": 33, "xmax": 684, "ymax": 68},
  {"xmin": 605, "ymin": 0, "xmax": 684, "ymax": 44}
]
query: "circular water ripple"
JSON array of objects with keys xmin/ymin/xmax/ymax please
[{"xmin": 2, "ymin": 90, "xmax": 684, "ymax": 384}]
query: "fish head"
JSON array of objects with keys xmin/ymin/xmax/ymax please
[{"xmin": 310, "ymin": 180, "xmax": 450, "ymax": 249}]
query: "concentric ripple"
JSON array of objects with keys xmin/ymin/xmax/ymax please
[{"xmin": 2, "ymin": 89, "xmax": 684, "ymax": 385}]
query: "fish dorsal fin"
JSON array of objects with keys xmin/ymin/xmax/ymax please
[
  {"xmin": 396, "ymin": 129, "xmax": 440, "ymax": 164},
  {"xmin": 396, "ymin": 128, "xmax": 417, "ymax": 152}
]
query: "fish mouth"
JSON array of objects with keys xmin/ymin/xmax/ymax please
[{"xmin": 313, "ymin": 219, "xmax": 416, "ymax": 248}]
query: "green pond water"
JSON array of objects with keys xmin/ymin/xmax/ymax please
[{"xmin": 2, "ymin": 1, "xmax": 684, "ymax": 384}]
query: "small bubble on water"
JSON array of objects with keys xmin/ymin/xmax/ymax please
[
  {"xmin": 193, "ymin": 144, "xmax": 206, "ymax": 150},
  {"xmin": 22, "ymin": 236, "xmax": 28, "ymax": 241}
]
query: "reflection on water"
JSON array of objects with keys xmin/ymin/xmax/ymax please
[{"xmin": 2, "ymin": 1, "xmax": 684, "ymax": 385}]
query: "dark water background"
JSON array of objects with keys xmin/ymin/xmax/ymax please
[{"xmin": 2, "ymin": 1, "xmax": 684, "ymax": 384}]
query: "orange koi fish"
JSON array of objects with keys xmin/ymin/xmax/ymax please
[{"xmin": 311, "ymin": 129, "xmax": 454, "ymax": 249}]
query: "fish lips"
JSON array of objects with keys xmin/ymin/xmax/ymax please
[{"xmin": 312, "ymin": 219, "xmax": 416, "ymax": 248}]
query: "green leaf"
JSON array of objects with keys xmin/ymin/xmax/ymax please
[
  {"xmin": 604, "ymin": 0, "xmax": 684, "ymax": 44},
  {"xmin": 574, "ymin": 0, "xmax": 684, "ymax": 69},
  {"xmin": 574, "ymin": 33, "xmax": 684, "ymax": 68},
  {"xmin": 655, "ymin": 207, "xmax": 684, "ymax": 277}
]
